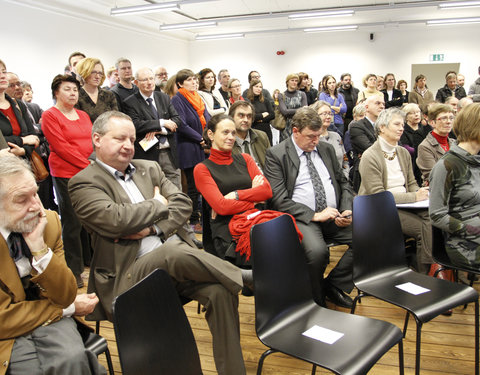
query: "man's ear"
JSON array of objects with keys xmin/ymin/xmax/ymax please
[{"xmin": 92, "ymin": 132, "xmax": 101, "ymax": 148}]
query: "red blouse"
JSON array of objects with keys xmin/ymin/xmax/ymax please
[
  {"xmin": 0, "ymin": 106, "xmax": 21, "ymax": 136},
  {"xmin": 194, "ymin": 148, "xmax": 272, "ymax": 216}
]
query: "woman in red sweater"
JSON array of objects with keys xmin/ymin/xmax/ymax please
[
  {"xmin": 42, "ymin": 74, "xmax": 93, "ymax": 287},
  {"xmin": 194, "ymin": 114, "xmax": 273, "ymax": 266}
]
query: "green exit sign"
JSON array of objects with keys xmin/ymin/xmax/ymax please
[{"xmin": 430, "ymin": 54, "xmax": 445, "ymax": 61}]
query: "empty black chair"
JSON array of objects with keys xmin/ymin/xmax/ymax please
[
  {"xmin": 251, "ymin": 215, "xmax": 404, "ymax": 375},
  {"xmin": 84, "ymin": 332, "xmax": 115, "ymax": 375},
  {"xmin": 112, "ymin": 269, "xmax": 202, "ymax": 375},
  {"xmin": 352, "ymin": 191, "xmax": 479, "ymax": 375}
]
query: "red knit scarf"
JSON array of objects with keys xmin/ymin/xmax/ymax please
[
  {"xmin": 228, "ymin": 209, "xmax": 303, "ymax": 261},
  {"xmin": 178, "ymin": 87, "xmax": 207, "ymax": 129}
]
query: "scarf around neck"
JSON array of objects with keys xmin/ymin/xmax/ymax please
[{"xmin": 178, "ymin": 87, "xmax": 207, "ymax": 128}]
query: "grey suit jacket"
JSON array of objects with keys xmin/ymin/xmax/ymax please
[
  {"xmin": 232, "ymin": 128, "xmax": 270, "ymax": 170},
  {"xmin": 69, "ymin": 159, "xmax": 193, "ymax": 320},
  {"xmin": 264, "ymin": 137, "xmax": 353, "ymax": 225}
]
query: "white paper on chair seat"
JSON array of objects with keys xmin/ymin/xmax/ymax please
[
  {"xmin": 302, "ymin": 325, "xmax": 344, "ymax": 344},
  {"xmin": 396, "ymin": 282, "xmax": 430, "ymax": 295}
]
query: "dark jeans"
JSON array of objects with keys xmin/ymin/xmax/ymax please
[{"xmin": 183, "ymin": 167, "xmax": 200, "ymax": 223}]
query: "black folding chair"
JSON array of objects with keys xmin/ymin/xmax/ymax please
[
  {"xmin": 112, "ymin": 269, "xmax": 203, "ymax": 375},
  {"xmin": 251, "ymin": 215, "xmax": 404, "ymax": 375},
  {"xmin": 84, "ymin": 332, "xmax": 115, "ymax": 375},
  {"xmin": 352, "ymin": 191, "xmax": 479, "ymax": 375}
]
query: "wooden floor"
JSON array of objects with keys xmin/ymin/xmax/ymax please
[{"xmin": 80, "ymin": 245, "xmax": 479, "ymax": 375}]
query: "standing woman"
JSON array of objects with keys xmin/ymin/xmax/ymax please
[
  {"xmin": 408, "ymin": 74, "xmax": 435, "ymax": 114},
  {"xmin": 245, "ymin": 79, "xmax": 274, "ymax": 144},
  {"xmin": 171, "ymin": 69, "xmax": 211, "ymax": 233},
  {"xmin": 397, "ymin": 79, "xmax": 409, "ymax": 105},
  {"xmin": 298, "ymin": 72, "xmax": 317, "ymax": 105},
  {"xmin": 0, "ymin": 59, "xmax": 39, "ymax": 158},
  {"xmin": 42, "ymin": 74, "xmax": 93, "ymax": 287},
  {"xmin": 74, "ymin": 57, "xmax": 118, "ymax": 123},
  {"xmin": 197, "ymin": 68, "xmax": 228, "ymax": 117},
  {"xmin": 228, "ymin": 78, "xmax": 244, "ymax": 105},
  {"xmin": 357, "ymin": 74, "xmax": 382, "ymax": 103},
  {"xmin": 429, "ymin": 103, "xmax": 480, "ymax": 269},
  {"xmin": 278, "ymin": 73, "xmax": 307, "ymax": 140},
  {"xmin": 319, "ymin": 75, "xmax": 347, "ymax": 135}
]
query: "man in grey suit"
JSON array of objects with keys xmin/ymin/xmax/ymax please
[
  {"xmin": 69, "ymin": 111, "xmax": 250, "ymax": 375},
  {"xmin": 265, "ymin": 107, "xmax": 354, "ymax": 308},
  {"xmin": 229, "ymin": 101, "xmax": 270, "ymax": 171}
]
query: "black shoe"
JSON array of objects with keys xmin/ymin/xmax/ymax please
[
  {"xmin": 192, "ymin": 238, "xmax": 203, "ymax": 249},
  {"xmin": 326, "ymin": 286, "xmax": 353, "ymax": 308},
  {"xmin": 241, "ymin": 269, "xmax": 254, "ymax": 291}
]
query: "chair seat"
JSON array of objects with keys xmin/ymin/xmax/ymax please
[
  {"xmin": 355, "ymin": 266, "xmax": 479, "ymax": 323},
  {"xmin": 258, "ymin": 301, "xmax": 403, "ymax": 375}
]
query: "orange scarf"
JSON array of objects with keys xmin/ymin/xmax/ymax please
[{"xmin": 178, "ymin": 88, "xmax": 207, "ymax": 129}]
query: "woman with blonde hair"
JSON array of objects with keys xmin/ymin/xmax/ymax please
[
  {"xmin": 227, "ymin": 78, "xmax": 244, "ymax": 104},
  {"xmin": 74, "ymin": 57, "xmax": 118, "ymax": 123},
  {"xmin": 357, "ymin": 73, "xmax": 382, "ymax": 103}
]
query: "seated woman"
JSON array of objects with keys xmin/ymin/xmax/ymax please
[
  {"xmin": 400, "ymin": 103, "xmax": 431, "ymax": 185},
  {"xmin": 357, "ymin": 74, "xmax": 382, "ymax": 103},
  {"xmin": 194, "ymin": 114, "xmax": 284, "ymax": 267},
  {"xmin": 310, "ymin": 100, "xmax": 349, "ymax": 178},
  {"xmin": 197, "ymin": 68, "xmax": 228, "ymax": 117},
  {"xmin": 245, "ymin": 79, "xmax": 274, "ymax": 145},
  {"xmin": 358, "ymin": 107, "xmax": 442, "ymax": 276},
  {"xmin": 74, "ymin": 57, "xmax": 118, "ymax": 123},
  {"xmin": 429, "ymin": 103, "xmax": 480, "ymax": 269},
  {"xmin": 417, "ymin": 103, "xmax": 456, "ymax": 185}
]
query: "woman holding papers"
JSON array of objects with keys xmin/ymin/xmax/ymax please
[
  {"xmin": 358, "ymin": 107, "xmax": 444, "ymax": 279},
  {"xmin": 430, "ymin": 103, "xmax": 480, "ymax": 270}
]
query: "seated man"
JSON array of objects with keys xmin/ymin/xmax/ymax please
[
  {"xmin": 0, "ymin": 154, "xmax": 104, "ymax": 375},
  {"xmin": 265, "ymin": 107, "xmax": 354, "ymax": 308},
  {"xmin": 69, "ymin": 111, "xmax": 250, "ymax": 375}
]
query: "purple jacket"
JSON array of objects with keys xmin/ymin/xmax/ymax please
[{"xmin": 171, "ymin": 92, "xmax": 211, "ymax": 169}]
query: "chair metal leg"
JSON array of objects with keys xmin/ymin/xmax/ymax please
[
  {"xmin": 415, "ymin": 321, "xmax": 423, "ymax": 375},
  {"xmin": 95, "ymin": 321, "xmax": 100, "ymax": 334},
  {"xmin": 398, "ymin": 339, "xmax": 404, "ymax": 375},
  {"xmin": 350, "ymin": 292, "xmax": 366, "ymax": 314},
  {"xmin": 104, "ymin": 348, "xmax": 115, "ymax": 375},
  {"xmin": 402, "ymin": 312, "xmax": 410, "ymax": 338},
  {"xmin": 257, "ymin": 349, "xmax": 278, "ymax": 375},
  {"xmin": 311, "ymin": 364, "xmax": 317, "ymax": 375},
  {"xmin": 475, "ymin": 300, "xmax": 479, "ymax": 375}
]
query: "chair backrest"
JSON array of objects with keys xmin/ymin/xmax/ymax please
[
  {"xmin": 251, "ymin": 215, "xmax": 313, "ymax": 334},
  {"xmin": 353, "ymin": 191, "xmax": 408, "ymax": 280},
  {"xmin": 113, "ymin": 269, "xmax": 202, "ymax": 375}
]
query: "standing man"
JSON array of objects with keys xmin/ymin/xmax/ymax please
[
  {"xmin": 382, "ymin": 73, "xmax": 403, "ymax": 108},
  {"xmin": 217, "ymin": 69, "xmax": 231, "ymax": 103},
  {"xmin": 229, "ymin": 101, "xmax": 270, "ymax": 171},
  {"xmin": 338, "ymin": 73, "xmax": 359, "ymax": 128},
  {"xmin": 468, "ymin": 66, "xmax": 480, "ymax": 102},
  {"xmin": 436, "ymin": 71, "xmax": 467, "ymax": 103},
  {"xmin": 349, "ymin": 94, "xmax": 385, "ymax": 191},
  {"xmin": 457, "ymin": 73, "xmax": 465, "ymax": 88},
  {"xmin": 110, "ymin": 57, "xmax": 138, "ymax": 112},
  {"xmin": 154, "ymin": 66, "xmax": 168, "ymax": 92},
  {"xmin": 265, "ymin": 107, "xmax": 354, "ymax": 308},
  {"xmin": 104, "ymin": 66, "xmax": 119, "ymax": 89},
  {"xmin": 67, "ymin": 51, "xmax": 86, "ymax": 79},
  {"xmin": 0, "ymin": 155, "xmax": 104, "ymax": 375},
  {"xmin": 69, "ymin": 111, "xmax": 251, "ymax": 375}
]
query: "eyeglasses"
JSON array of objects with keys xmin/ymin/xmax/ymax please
[
  {"xmin": 137, "ymin": 77, "xmax": 155, "ymax": 82},
  {"xmin": 318, "ymin": 112, "xmax": 332, "ymax": 117},
  {"xmin": 156, "ymin": 73, "xmax": 168, "ymax": 77},
  {"xmin": 230, "ymin": 85, "xmax": 241, "ymax": 89},
  {"xmin": 436, "ymin": 115, "xmax": 455, "ymax": 123},
  {"xmin": 90, "ymin": 71, "xmax": 104, "ymax": 77},
  {"xmin": 8, "ymin": 82, "xmax": 21, "ymax": 88}
]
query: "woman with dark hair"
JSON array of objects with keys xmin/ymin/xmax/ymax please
[
  {"xmin": 197, "ymin": 68, "xmax": 228, "ymax": 117},
  {"xmin": 171, "ymin": 69, "xmax": 210, "ymax": 233},
  {"xmin": 408, "ymin": 74, "xmax": 435, "ymax": 113},
  {"xmin": 74, "ymin": 57, "xmax": 118, "ymax": 123},
  {"xmin": 0, "ymin": 59, "xmax": 39, "ymax": 158},
  {"xmin": 318, "ymin": 75, "xmax": 347, "ymax": 135},
  {"xmin": 195, "ymin": 114, "xmax": 296, "ymax": 267},
  {"xmin": 42, "ymin": 74, "xmax": 93, "ymax": 287},
  {"xmin": 397, "ymin": 79, "xmax": 409, "ymax": 105},
  {"xmin": 298, "ymin": 72, "xmax": 317, "ymax": 105},
  {"xmin": 430, "ymin": 103, "xmax": 480, "ymax": 269},
  {"xmin": 245, "ymin": 79, "xmax": 274, "ymax": 144}
]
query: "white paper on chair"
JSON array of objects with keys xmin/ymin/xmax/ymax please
[
  {"xmin": 302, "ymin": 325, "xmax": 344, "ymax": 344},
  {"xmin": 395, "ymin": 282, "xmax": 430, "ymax": 295}
]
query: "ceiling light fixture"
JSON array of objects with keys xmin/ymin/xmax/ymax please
[
  {"xmin": 196, "ymin": 33, "xmax": 245, "ymax": 41},
  {"xmin": 111, "ymin": 3, "xmax": 179, "ymax": 16},
  {"xmin": 304, "ymin": 25, "xmax": 358, "ymax": 33},
  {"xmin": 160, "ymin": 21, "xmax": 217, "ymax": 30},
  {"xmin": 289, "ymin": 10, "xmax": 355, "ymax": 20},
  {"xmin": 427, "ymin": 17, "xmax": 480, "ymax": 25},
  {"xmin": 438, "ymin": 1, "xmax": 480, "ymax": 9}
]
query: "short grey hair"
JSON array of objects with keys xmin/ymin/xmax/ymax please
[
  {"xmin": 353, "ymin": 103, "xmax": 366, "ymax": 118},
  {"xmin": 402, "ymin": 103, "xmax": 420, "ymax": 114},
  {"xmin": 0, "ymin": 155, "xmax": 32, "ymax": 198},
  {"xmin": 92, "ymin": 111, "xmax": 132, "ymax": 148},
  {"xmin": 375, "ymin": 107, "xmax": 406, "ymax": 135},
  {"xmin": 135, "ymin": 67, "xmax": 154, "ymax": 80},
  {"xmin": 309, "ymin": 100, "xmax": 331, "ymax": 112}
]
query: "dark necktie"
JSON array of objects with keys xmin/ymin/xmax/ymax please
[
  {"xmin": 146, "ymin": 98, "xmax": 166, "ymax": 144},
  {"xmin": 304, "ymin": 152, "xmax": 327, "ymax": 212},
  {"xmin": 243, "ymin": 140, "xmax": 251, "ymax": 155},
  {"xmin": 8, "ymin": 232, "xmax": 32, "ymax": 261}
]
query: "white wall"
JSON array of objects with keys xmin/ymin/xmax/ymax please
[
  {"xmin": 188, "ymin": 25, "xmax": 480, "ymax": 95},
  {"xmin": 0, "ymin": 1, "xmax": 188, "ymax": 109}
]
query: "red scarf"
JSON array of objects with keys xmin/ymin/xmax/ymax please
[
  {"xmin": 229, "ymin": 209, "xmax": 303, "ymax": 261},
  {"xmin": 178, "ymin": 88, "xmax": 206, "ymax": 129},
  {"xmin": 431, "ymin": 131, "xmax": 450, "ymax": 152}
]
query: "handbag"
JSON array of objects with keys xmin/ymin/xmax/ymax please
[
  {"xmin": 272, "ymin": 94, "xmax": 286, "ymax": 131},
  {"xmin": 29, "ymin": 150, "xmax": 49, "ymax": 182}
]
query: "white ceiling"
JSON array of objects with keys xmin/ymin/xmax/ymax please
[{"xmin": 9, "ymin": 0, "xmax": 480, "ymax": 41}]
